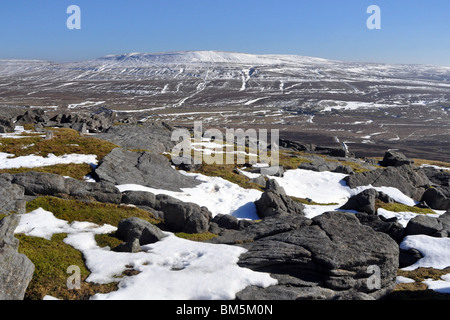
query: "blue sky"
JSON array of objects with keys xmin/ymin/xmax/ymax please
[{"xmin": 1, "ymin": 0, "xmax": 449, "ymax": 66}]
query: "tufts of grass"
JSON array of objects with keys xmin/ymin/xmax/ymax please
[
  {"xmin": 388, "ymin": 267, "xmax": 450, "ymax": 300},
  {"xmin": 375, "ymin": 200, "xmax": 436, "ymax": 215},
  {"xmin": 0, "ymin": 127, "xmax": 118, "ymax": 180},
  {"xmin": 17, "ymin": 233, "xmax": 117, "ymax": 300},
  {"xmin": 94, "ymin": 233, "xmax": 123, "ymax": 249},
  {"xmin": 26, "ymin": 196, "xmax": 161, "ymax": 227},
  {"xmin": 17, "ymin": 196, "xmax": 166, "ymax": 300},
  {"xmin": 0, "ymin": 127, "xmax": 118, "ymax": 159},
  {"xmin": 290, "ymin": 196, "xmax": 338, "ymax": 206},
  {"xmin": 175, "ymin": 232, "xmax": 218, "ymax": 242},
  {"xmin": 0, "ymin": 163, "xmax": 93, "ymax": 181}
]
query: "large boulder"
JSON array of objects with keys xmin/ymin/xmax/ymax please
[
  {"xmin": 0, "ymin": 174, "xmax": 26, "ymax": 215},
  {"xmin": 404, "ymin": 211, "xmax": 450, "ymax": 237},
  {"xmin": 340, "ymin": 188, "xmax": 394, "ymax": 215},
  {"xmin": 421, "ymin": 186, "xmax": 450, "ymax": 210},
  {"xmin": 94, "ymin": 148, "xmax": 200, "ymax": 192},
  {"xmin": 379, "ymin": 150, "xmax": 414, "ymax": 167},
  {"xmin": 121, "ymin": 190, "xmax": 212, "ymax": 233},
  {"xmin": 0, "ymin": 215, "xmax": 35, "ymax": 300},
  {"xmin": 157, "ymin": 195, "xmax": 212, "ymax": 234},
  {"xmin": 211, "ymin": 212, "xmax": 399, "ymax": 300},
  {"xmin": 10, "ymin": 171, "xmax": 122, "ymax": 204},
  {"xmin": 114, "ymin": 217, "xmax": 167, "ymax": 252},
  {"xmin": 254, "ymin": 179, "xmax": 304, "ymax": 218},
  {"xmin": 344, "ymin": 165, "xmax": 431, "ymax": 201}
]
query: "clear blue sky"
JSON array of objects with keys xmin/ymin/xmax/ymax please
[{"xmin": 1, "ymin": 0, "xmax": 449, "ymax": 66}]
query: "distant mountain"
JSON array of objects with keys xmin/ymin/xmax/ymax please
[{"xmin": 0, "ymin": 51, "xmax": 449, "ymax": 162}]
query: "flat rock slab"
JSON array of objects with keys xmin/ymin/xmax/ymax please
[
  {"xmin": 94, "ymin": 122, "xmax": 175, "ymax": 154},
  {"xmin": 94, "ymin": 148, "xmax": 201, "ymax": 192}
]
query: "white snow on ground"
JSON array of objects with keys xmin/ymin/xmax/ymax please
[
  {"xmin": 400, "ymin": 235, "xmax": 450, "ymax": 271},
  {"xmin": 14, "ymin": 208, "xmax": 277, "ymax": 300},
  {"xmin": 0, "ymin": 125, "xmax": 44, "ymax": 139},
  {"xmin": 271, "ymin": 169, "xmax": 417, "ymax": 207},
  {"xmin": 117, "ymin": 172, "xmax": 263, "ymax": 220},
  {"xmin": 378, "ymin": 208, "xmax": 443, "ymax": 228},
  {"xmin": 399, "ymin": 235, "xmax": 450, "ymax": 293},
  {"xmin": 396, "ymin": 276, "xmax": 415, "ymax": 284},
  {"xmin": 0, "ymin": 152, "xmax": 97, "ymax": 170},
  {"xmin": 15, "ymin": 208, "xmax": 116, "ymax": 240},
  {"xmin": 423, "ymin": 274, "xmax": 450, "ymax": 294}
]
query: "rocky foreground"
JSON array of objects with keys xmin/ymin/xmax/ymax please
[{"xmin": 0, "ymin": 108, "xmax": 449, "ymax": 300}]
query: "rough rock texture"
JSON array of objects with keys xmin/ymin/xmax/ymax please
[
  {"xmin": 354, "ymin": 212, "xmax": 405, "ymax": 243},
  {"xmin": 380, "ymin": 150, "xmax": 414, "ymax": 167},
  {"xmin": 121, "ymin": 190, "xmax": 212, "ymax": 233},
  {"xmin": 0, "ymin": 116, "xmax": 15, "ymax": 133},
  {"xmin": 421, "ymin": 186, "xmax": 450, "ymax": 210},
  {"xmin": 47, "ymin": 107, "xmax": 116, "ymax": 133},
  {"xmin": 297, "ymin": 156, "xmax": 353, "ymax": 174},
  {"xmin": 94, "ymin": 148, "xmax": 200, "ymax": 192},
  {"xmin": 404, "ymin": 211, "xmax": 450, "ymax": 238},
  {"xmin": 157, "ymin": 195, "xmax": 212, "ymax": 234},
  {"xmin": 8, "ymin": 171, "xmax": 122, "ymax": 204},
  {"xmin": 344, "ymin": 165, "xmax": 431, "ymax": 201},
  {"xmin": 254, "ymin": 179, "xmax": 304, "ymax": 218},
  {"xmin": 95, "ymin": 122, "xmax": 176, "ymax": 154},
  {"xmin": 114, "ymin": 217, "xmax": 167, "ymax": 252},
  {"xmin": 340, "ymin": 188, "xmax": 394, "ymax": 215},
  {"xmin": 0, "ymin": 215, "xmax": 35, "ymax": 300},
  {"xmin": 15, "ymin": 109, "xmax": 49, "ymax": 126},
  {"xmin": 211, "ymin": 212, "xmax": 399, "ymax": 300},
  {"xmin": 0, "ymin": 174, "xmax": 26, "ymax": 215}
]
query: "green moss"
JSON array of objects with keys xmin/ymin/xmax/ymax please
[
  {"xmin": 17, "ymin": 233, "xmax": 117, "ymax": 300},
  {"xmin": 95, "ymin": 233, "xmax": 123, "ymax": 249},
  {"xmin": 0, "ymin": 127, "xmax": 118, "ymax": 160},
  {"xmin": 175, "ymin": 232, "xmax": 218, "ymax": 242},
  {"xmin": 290, "ymin": 196, "xmax": 338, "ymax": 206},
  {"xmin": 0, "ymin": 163, "xmax": 93, "ymax": 181},
  {"xmin": 376, "ymin": 200, "xmax": 436, "ymax": 215},
  {"xmin": 26, "ymin": 196, "xmax": 161, "ymax": 227}
]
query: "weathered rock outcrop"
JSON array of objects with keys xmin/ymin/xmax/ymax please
[
  {"xmin": 113, "ymin": 217, "xmax": 167, "ymax": 252},
  {"xmin": 210, "ymin": 212, "xmax": 399, "ymax": 300},
  {"xmin": 344, "ymin": 165, "xmax": 431, "ymax": 201},
  {"xmin": 0, "ymin": 174, "xmax": 26, "ymax": 215},
  {"xmin": 95, "ymin": 122, "xmax": 176, "ymax": 154},
  {"xmin": 0, "ymin": 215, "xmax": 35, "ymax": 300},
  {"xmin": 254, "ymin": 179, "xmax": 304, "ymax": 218},
  {"xmin": 7, "ymin": 171, "xmax": 122, "ymax": 204},
  {"xmin": 121, "ymin": 190, "xmax": 212, "ymax": 233},
  {"xmin": 94, "ymin": 148, "xmax": 200, "ymax": 192},
  {"xmin": 340, "ymin": 188, "xmax": 394, "ymax": 215},
  {"xmin": 380, "ymin": 150, "xmax": 414, "ymax": 167},
  {"xmin": 404, "ymin": 211, "xmax": 450, "ymax": 238}
]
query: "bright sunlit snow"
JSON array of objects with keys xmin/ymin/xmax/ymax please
[
  {"xmin": 0, "ymin": 152, "xmax": 97, "ymax": 170},
  {"xmin": 14, "ymin": 208, "xmax": 277, "ymax": 300}
]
